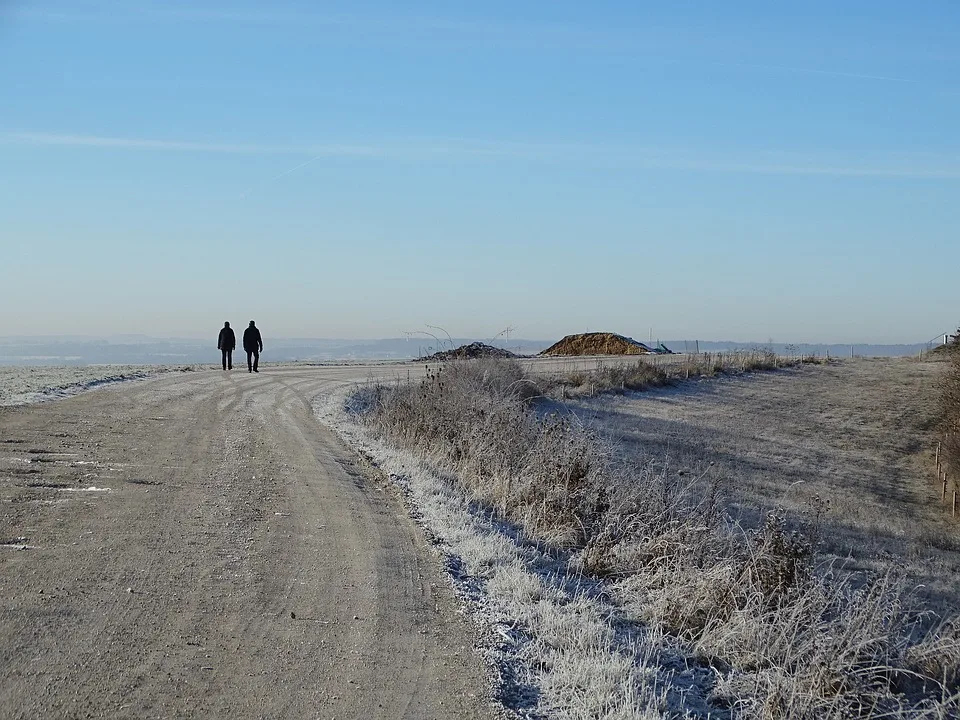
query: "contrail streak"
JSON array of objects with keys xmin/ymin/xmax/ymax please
[
  {"xmin": 267, "ymin": 155, "xmax": 325, "ymax": 182},
  {"xmin": 721, "ymin": 62, "xmax": 915, "ymax": 84},
  {"xmin": 239, "ymin": 155, "xmax": 324, "ymax": 199}
]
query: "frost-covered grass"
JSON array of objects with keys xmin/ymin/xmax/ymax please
[
  {"xmin": 542, "ymin": 351, "xmax": 827, "ymax": 399},
  {"xmin": 317, "ymin": 388, "xmax": 687, "ymax": 719},
  {"xmin": 0, "ymin": 365, "xmax": 198, "ymax": 406},
  {"xmin": 940, "ymin": 346, "xmax": 960, "ymax": 472},
  {"xmin": 576, "ymin": 357, "xmax": 960, "ymax": 615},
  {"xmin": 328, "ymin": 359, "xmax": 960, "ymax": 719}
]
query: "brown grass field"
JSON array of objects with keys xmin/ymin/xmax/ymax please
[
  {"xmin": 577, "ymin": 357, "xmax": 960, "ymax": 614},
  {"xmin": 350, "ymin": 356, "xmax": 960, "ymax": 717}
]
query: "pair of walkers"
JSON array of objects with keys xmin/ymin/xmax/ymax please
[{"xmin": 217, "ymin": 321, "xmax": 263, "ymax": 372}]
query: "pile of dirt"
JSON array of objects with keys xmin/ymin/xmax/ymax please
[
  {"xmin": 423, "ymin": 342, "xmax": 517, "ymax": 361},
  {"xmin": 929, "ymin": 333, "xmax": 960, "ymax": 357},
  {"xmin": 540, "ymin": 332, "xmax": 651, "ymax": 356},
  {"xmin": 929, "ymin": 344, "xmax": 958, "ymax": 358}
]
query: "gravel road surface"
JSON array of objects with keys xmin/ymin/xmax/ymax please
[{"xmin": 0, "ymin": 366, "xmax": 495, "ymax": 719}]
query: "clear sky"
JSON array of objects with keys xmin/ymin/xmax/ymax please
[{"xmin": 1, "ymin": 1, "xmax": 958, "ymax": 343}]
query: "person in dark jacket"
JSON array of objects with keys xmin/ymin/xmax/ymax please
[
  {"xmin": 243, "ymin": 320, "xmax": 263, "ymax": 373},
  {"xmin": 217, "ymin": 321, "xmax": 236, "ymax": 371}
]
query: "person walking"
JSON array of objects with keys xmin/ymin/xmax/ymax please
[
  {"xmin": 217, "ymin": 321, "xmax": 236, "ymax": 371},
  {"xmin": 243, "ymin": 320, "xmax": 263, "ymax": 373}
]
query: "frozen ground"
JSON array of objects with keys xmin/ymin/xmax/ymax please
[
  {"xmin": 0, "ymin": 365, "xmax": 196, "ymax": 406},
  {"xmin": 571, "ymin": 357, "xmax": 960, "ymax": 614},
  {"xmin": 0, "ymin": 365, "xmax": 495, "ymax": 719}
]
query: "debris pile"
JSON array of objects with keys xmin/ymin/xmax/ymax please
[{"xmin": 422, "ymin": 342, "xmax": 518, "ymax": 361}]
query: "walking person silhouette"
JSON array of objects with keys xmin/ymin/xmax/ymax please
[
  {"xmin": 217, "ymin": 321, "xmax": 236, "ymax": 371},
  {"xmin": 243, "ymin": 320, "xmax": 263, "ymax": 373}
]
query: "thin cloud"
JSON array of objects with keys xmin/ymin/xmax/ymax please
[
  {"xmin": 662, "ymin": 159, "xmax": 960, "ymax": 179},
  {"xmin": 239, "ymin": 156, "xmax": 326, "ymax": 200},
  {"xmin": 14, "ymin": 2, "xmax": 677, "ymax": 54},
  {"xmin": 0, "ymin": 130, "xmax": 523, "ymax": 159},
  {"xmin": 720, "ymin": 61, "xmax": 915, "ymax": 84},
  {"xmin": 3, "ymin": 130, "xmax": 958, "ymax": 180},
  {"xmin": 0, "ymin": 131, "xmax": 379, "ymax": 156}
]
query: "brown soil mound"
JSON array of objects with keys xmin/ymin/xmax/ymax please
[
  {"xmin": 423, "ymin": 342, "xmax": 517, "ymax": 361},
  {"xmin": 540, "ymin": 332, "xmax": 651, "ymax": 356},
  {"xmin": 929, "ymin": 344, "xmax": 957, "ymax": 357},
  {"xmin": 929, "ymin": 337, "xmax": 960, "ymax": 357}
]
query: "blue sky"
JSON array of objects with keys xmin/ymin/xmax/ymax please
[{"xmin": 1, "ymin": 1, "xmax": 958, "ymax": 343}]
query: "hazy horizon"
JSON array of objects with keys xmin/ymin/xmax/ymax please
[{"xmin": 0, "ymin": 330, "xmax": 953, "ymax": 346}]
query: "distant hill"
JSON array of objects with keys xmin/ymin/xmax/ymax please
[
  {"xmin": 0, "ymin": 336, "xmax": 946, "ymax": 365},
  {"xmin": 0, "ymin": 337, "xmax": 552, "ymax": 366}
]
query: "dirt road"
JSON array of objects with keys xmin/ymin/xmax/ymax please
[{"xmin": 0, "ymin": 366, "xmax": 494, "ymax": 719}]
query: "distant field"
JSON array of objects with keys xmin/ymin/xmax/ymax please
[
  {"xmin": 0, "ymin": 365, "xmax": 187, "ymax": 406},
  {"xmin": 575, "ymin": 357, "xmax": 960, "ymax": 614}
]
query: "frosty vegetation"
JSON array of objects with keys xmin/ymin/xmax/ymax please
[
  {"xmin": 0, "ymin": 365, "xmax": 192, "ymax": 406},
  {"xmin": 347, "ymin": 358, "xmax": 960, "ymax": 719},
  {"xmin": 939, "ymin": 335, "xmax": 960, "ymax": 470},
  {"xmin": 541, "ymin": 350, "xmax": 826, "ymax": 399}
]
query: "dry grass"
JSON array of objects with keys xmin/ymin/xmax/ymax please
[
  {"xmin": 543, "ymin": 350, "xmax": 826, "ymax": 399},
  {"xmin": 939, "ymin": 341, "xmax": 960, "ymax": 471},
  {"xmin": 347, "ymin": 358, "xmax": 960, "ymax": 718}
]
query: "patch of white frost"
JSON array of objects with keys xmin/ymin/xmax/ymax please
[{"xmin": 0, "ymin": 365, "xmax": 189, "ymax": 406}]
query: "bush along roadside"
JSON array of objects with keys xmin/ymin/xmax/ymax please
[{"xmin": 348, "ymin": 358, "xmax": 960, "ymax": 719}]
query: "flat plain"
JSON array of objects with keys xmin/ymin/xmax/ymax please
[
  {"xmin": 0, "ymin": 364, "xmax": 189, "ymax": 406},
  {"xmin": 579, "ymin": 357, "xmax": 960, "ymax": 614}
]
